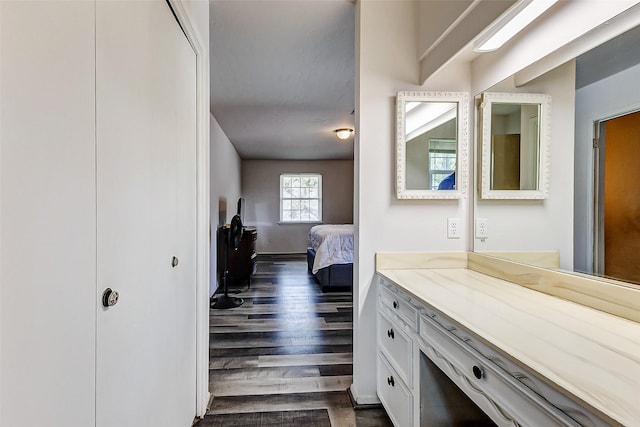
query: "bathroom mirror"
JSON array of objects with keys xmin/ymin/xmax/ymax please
[
  {"xmin": 473, "ymin": 11, "xmax": 640, "ymax": 289},
  {"xmin": 396, "ymin": 91, "xmax": 469, "ymax": 199},
  {"xmin": 479, "ymin": 92, "xmax": 551, "ymax": 199}
]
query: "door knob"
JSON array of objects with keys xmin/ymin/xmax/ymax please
[
  {"xmin": 172, "ymin": 256, "xmax": 179, "ymax": 268},
  {"xmin": 102, "ymin": 288, "xmax": 119, "ymax": 308}
]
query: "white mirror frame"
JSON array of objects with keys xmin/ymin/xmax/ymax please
[
  {"xmin": 479, "ymin": 92, "xmax": 552, "ymax": 200},
  {"xmin": 396, "ymin": 91, "xmax": 469, "ymax": 199}
]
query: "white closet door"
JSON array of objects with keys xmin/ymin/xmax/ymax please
[
  {"xmin": 0, "ymin": 2, "xmax": 97, "ymax": 426},
  {"xmin": 95, "ymin": 1, "xmax": 197, "ymax": 426}
]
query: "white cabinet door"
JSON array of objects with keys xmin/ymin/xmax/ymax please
[
  {"xmin": 0, "ymin": 2, "xmax": 97, "ymax": 426},
  {"xmin": 95, "ymin": 1, "xmax": 197, "ymax": 426}
]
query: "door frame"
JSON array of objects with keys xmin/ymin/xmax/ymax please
[
  {"xmin": 166, "ymin": 0, "xmax": 210, "ymax": 417},
  {"xmin": 591, "ymin": 106, "xmax": 640, "ymax": 277}
]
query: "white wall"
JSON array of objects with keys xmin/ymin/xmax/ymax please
[
  {"xmin": 574, "ymin": 62, "xmax": 640, "ymax": 273},
  {"xmin": 473, "ymin": 62, "xmax": 576, "ymax": 270},
  {"xmin": 241, "ymin": 160, "xmax": 354, "ymax": 253},
  {"xmin": 353, "ymin": 0, "xmax": 470, "ymax": 404},
  {"xmin": 210, "ymin": 114, "xmax": 241, "ymax": 294}
]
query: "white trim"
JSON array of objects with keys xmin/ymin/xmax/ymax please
[
  {"xmin": 166, "ymin": 0, "xmax": 210, "ymax": 418},
  {"xmin": 348, "ymin": 384, "xmax": 381, "ymax": 405},
  {"xmin": 0, "ymin": 1, "xmax": 3, "ymax": 417}
]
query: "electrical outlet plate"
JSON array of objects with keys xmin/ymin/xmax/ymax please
[
  {"xmin": 447, "ymin": 218, "xmax": 460, "ymax": 239},
  {"xmin": 476, "ymin": 218, "xmax": 488, "ymax": 239}
]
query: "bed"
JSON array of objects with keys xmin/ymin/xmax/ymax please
[{"xmin": 307, "ymin": 224, "xmax": 354, "ymax": 291}]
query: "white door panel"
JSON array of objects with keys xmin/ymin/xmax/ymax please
[
  {"xmin": 96, "ymin": 1, "xmax": 196, "ymax": 426},
  {"xmin": 0, "ymin": 2, "xmax": 97, "ymax": 426}
]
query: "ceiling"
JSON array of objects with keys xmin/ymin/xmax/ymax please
[{"xmin": 209, "ymin": 0, "xmax": 355, "ymax": 160}]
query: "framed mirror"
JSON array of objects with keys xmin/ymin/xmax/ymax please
[
  {"xmin": 479, "ymin": 92, "xmax": 551, "ymax": 199},
  {"xmin": 396, "ymin": 91, "xmax": 469, "ymax": 199}
]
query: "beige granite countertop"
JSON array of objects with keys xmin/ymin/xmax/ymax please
[{"xmin": 377, "ymin": 267, "xmax": 640, "ymax": 427}]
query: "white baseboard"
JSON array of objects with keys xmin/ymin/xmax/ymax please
[{"xmin": 349, "ymin": 384, "xmax": 381, "ymax": 406}]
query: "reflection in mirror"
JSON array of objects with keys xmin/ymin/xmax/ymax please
[
  {"xmin": 396, "ymin": 92, "xmax": 468, "ymax": 199},
  {"xmin": 406, "ymin": 102, "xmax": 457, "ymax": 190},
  {"xmin": 479, "ymin": 92, "xmax": 550, "ymax": 199},
  {"xmin": 474, "ymin": 18, "xmax": 640, "ymax": 289},
  {"xmin": 490, "ymin": 103, "xmax": 538, "ymax": 190}
]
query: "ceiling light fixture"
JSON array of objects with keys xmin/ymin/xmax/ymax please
[
  {"xmin": 473, "ymin": 0, "xmax": 558, "ymax": 52},
  {"xmin": 334, "ymin": 128, "xmax": 354, "ymax": 140}
]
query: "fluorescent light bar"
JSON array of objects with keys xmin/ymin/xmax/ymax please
[{"xmin": 474, "ymin": 0, "xmax": 558, "ymax": 52}]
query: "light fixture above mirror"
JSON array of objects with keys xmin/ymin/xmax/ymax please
[
  {"xmin": 473, "ymin": 0, "xmax": 559, "ymax": 52},
  {"xmin": 396, "ymin": 91, "xmax": 469, "ymax": 199}
]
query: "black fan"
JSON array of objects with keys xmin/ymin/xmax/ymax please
[{"xmin": 211, "ymin": 214, "xmax": 245, "ymax": 309}]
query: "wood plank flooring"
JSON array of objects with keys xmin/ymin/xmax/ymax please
[{"xmin": 198, "ymin": 255, "xmax": 392, "ymax": 427}]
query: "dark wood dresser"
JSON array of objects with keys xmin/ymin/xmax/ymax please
[{"xmin": 217, "ymin": 226, "xmax": 257, "ymax": 285}]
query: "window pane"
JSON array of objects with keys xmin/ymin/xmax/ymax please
[{"xmin": 280, "ymin": 174, "xmax": 322, "ymax": 222}]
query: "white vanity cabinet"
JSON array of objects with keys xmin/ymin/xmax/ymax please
[
  {"xmin": 376, "ymin": 272, "xmax": 616, "ymax": 427},
  {"xmin": 377, "ymin": 276, "xmax": 419, "ymax": 426}
]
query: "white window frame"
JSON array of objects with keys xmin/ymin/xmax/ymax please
[{"xmin": 279, "ymin": 173, "xmax": 323, "ymax": 224}]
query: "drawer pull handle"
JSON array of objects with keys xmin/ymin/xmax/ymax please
[
  {"xmin": 387, "ymin": 329, "xmax": 394, "ymax": 339},
  {"xmin": 472, "ymin": 365, "xmax": 484, "ymax": 380},
  {"xmin": 387, "ymin": 376, "xmax": 395, "ymax": 387},
  {"xmin": 392, "ymin": 301, "xmax": 398, "ymax": 309}
]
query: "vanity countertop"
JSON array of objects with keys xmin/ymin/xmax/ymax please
[{"xmin": 377, "ymin": 267, "xmax": 640, "ymax": 427}]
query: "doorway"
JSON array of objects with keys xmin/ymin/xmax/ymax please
[{"xmin": 594, "ymin": 110, "xmax": 640, "ymax": 284}]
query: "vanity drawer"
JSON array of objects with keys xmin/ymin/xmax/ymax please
[
  {"xmin": 378, "ymin": 279, "xmax": 418, "ymax": 330},
  {"xmin": 419, "ymin": 313, "xmax": 582, "ymax": 427},
  {"xmin": 378, "ymin": 311, "xmax": 413, "ymax": 387},
  {"xmin": 378, "ymin": 353, "xmax": 413, "ymax": 427}
]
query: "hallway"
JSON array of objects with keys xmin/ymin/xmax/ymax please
[{"xmin": 200, "ymin": 255, "xmax": 392, "ymax": 427}]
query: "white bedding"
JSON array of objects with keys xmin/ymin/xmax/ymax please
[{"xmin": 308, "ymin": 224, "xmax": 354, "ymax": 274}]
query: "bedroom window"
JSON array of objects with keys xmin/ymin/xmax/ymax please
[{"xmin": 280, "ymin": 173, "xmax": 322, "ymax": 223}]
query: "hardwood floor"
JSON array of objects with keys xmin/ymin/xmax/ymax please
[{"xmin": 198, "ymin": 254, "xmax": 392, "ymax": 427}]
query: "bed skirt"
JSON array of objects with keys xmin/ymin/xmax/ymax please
[{"xmin": 307, "ymin": 247, "xmax": 353, "ymax": 291}]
